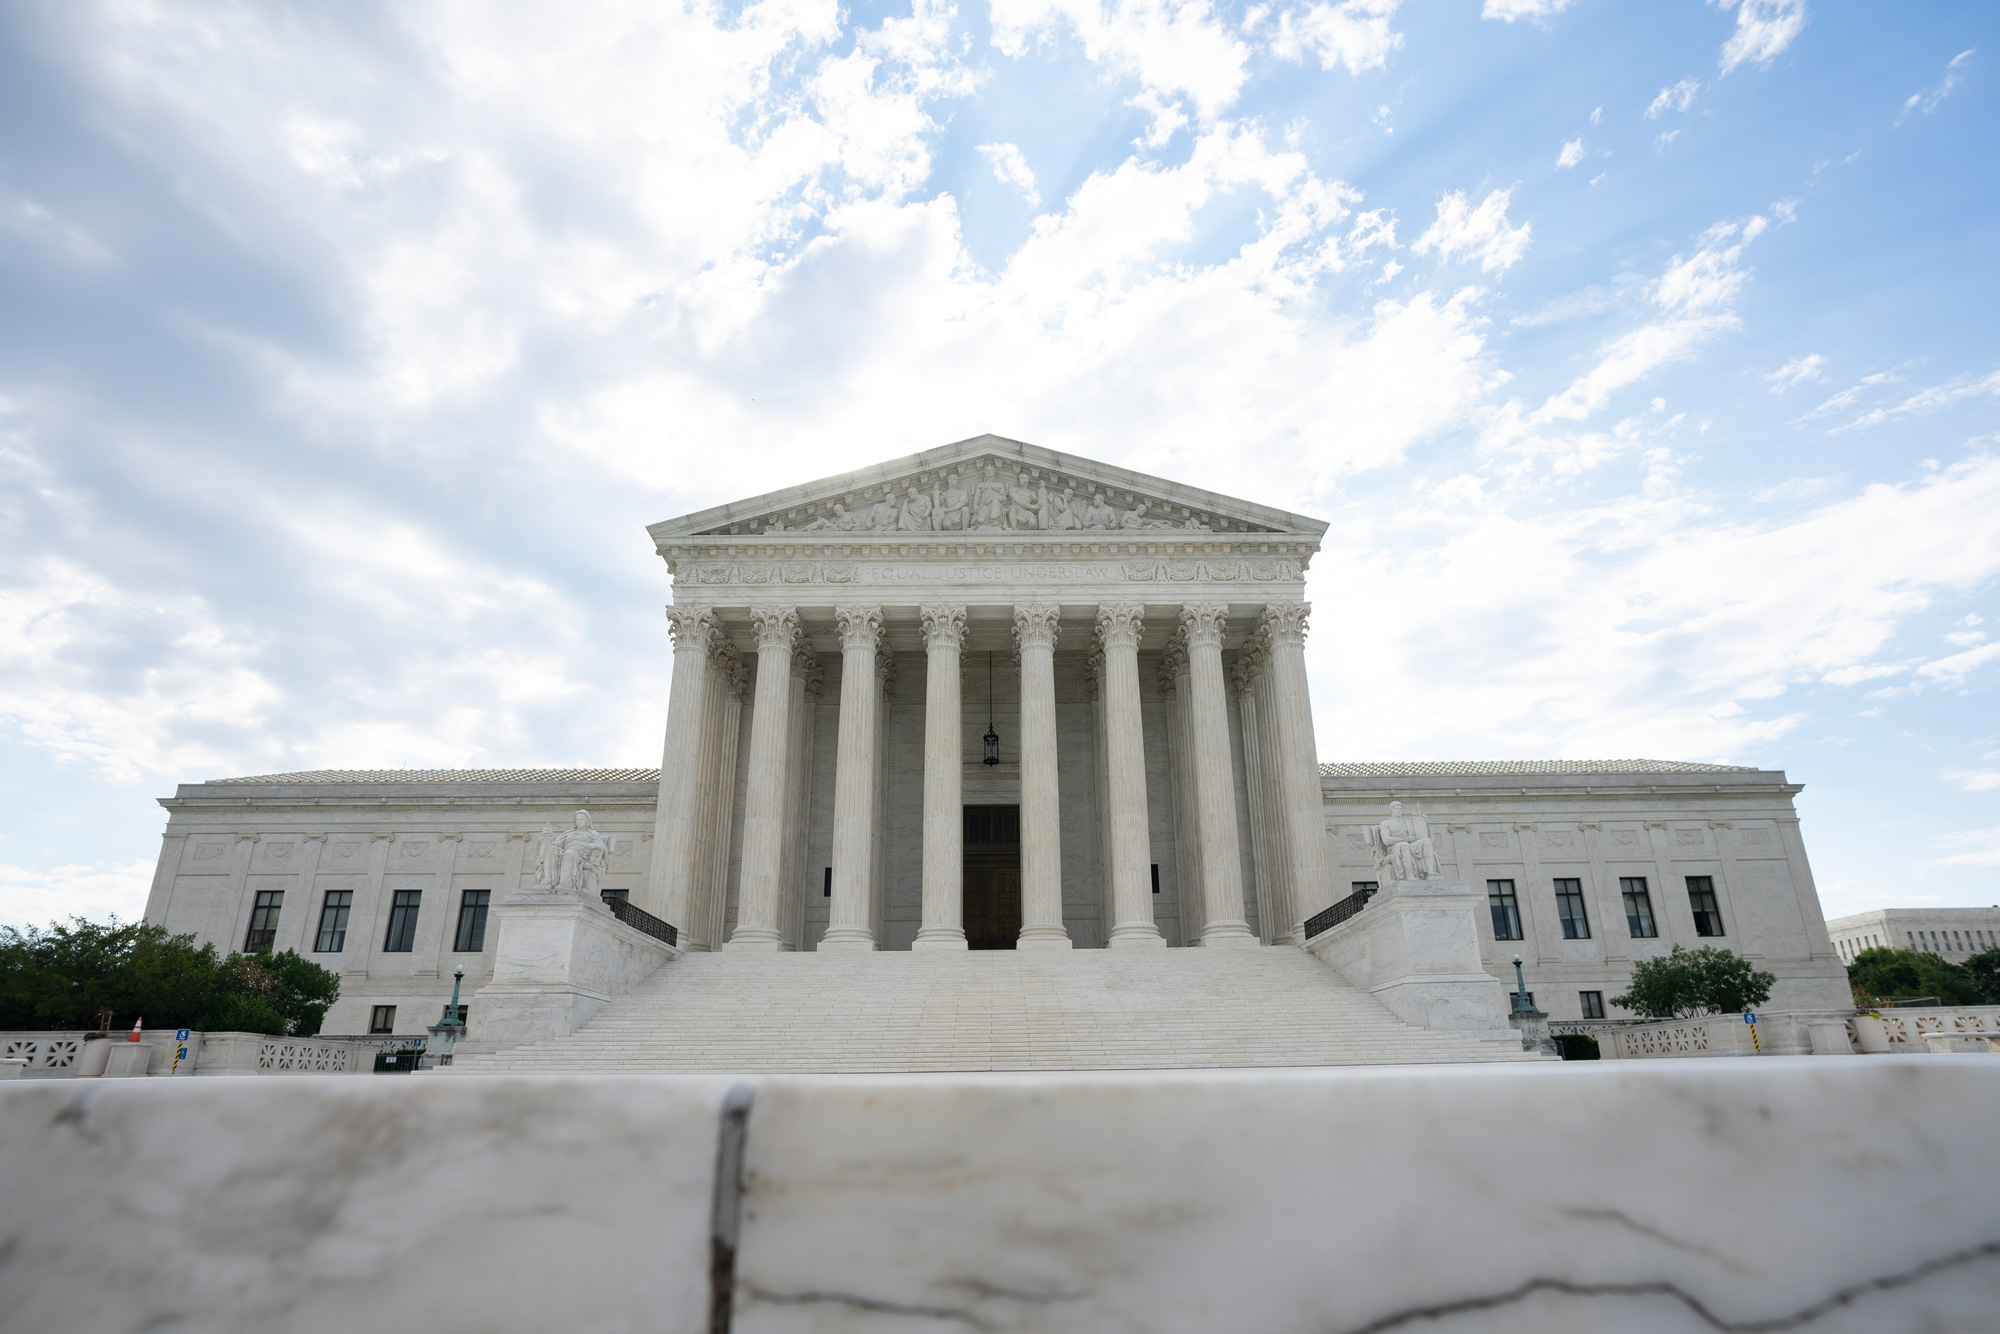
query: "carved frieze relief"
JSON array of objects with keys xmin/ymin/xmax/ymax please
[{"xmin": 681, "ymin": 558, "xmax": 1302, "ymax": 589}]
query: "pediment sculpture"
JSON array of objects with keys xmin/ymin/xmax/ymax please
[{"xmin": 751, "ymin": 460, "xmax": 1230, "ymax": 535}]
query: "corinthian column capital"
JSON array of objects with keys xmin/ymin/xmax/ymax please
[
  {"xmin": 1260, "ymin": 602, "xmax": 1311, "ymax": 647},
  {"xmin": 1095, "ymin": 602, "xmax": 1144, "ymax": 650},
  {"xmin": 750, "ymin": 607, "xmax": 800, "ymax": 653},
  {"xmin": 920, "ymin": 604, "xmax": 967, "ymax": 651},
  {"xmin": 1013, "ymin": 604, "xmax": 1061, "ymax": 652},
  {"xmin": 1179, "ymin": 602, "xmax": 1229, "ymax": 650},
  {"xmin": 666, "ymin": 605, "xmax": 717, "ymax": 653},
  {"xmin": 835, "ymin": 605, "xmax": 885, "ymax": 651}
]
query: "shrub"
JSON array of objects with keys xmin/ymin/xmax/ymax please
[
  {"xmin": 1846, "ymin": 947, "xmax": 1985, "ymax": 1007},
  {"xmin": 1554, "ymin": 1032, "xmax": 1600, "ymax": 1060},
  {"xmin": 1611, "ymin": 945, "xmax": 1775, "ymax": 1018}
]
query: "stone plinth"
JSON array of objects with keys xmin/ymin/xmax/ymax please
[
  {"xmin": 469, "ymin": 897, "xmax": 678, "ymax": 1049},
  {"xmin": 1305, "ymin": 878, "xmax": 1516, "ymax": 1036},
  {"xmin": 101, "ymin": 1044, "xmax": 155, "ymax": 1078},
  {"xmin": 6, "ymin": 1062, "xmax": 1999, "ymax": 1332}
]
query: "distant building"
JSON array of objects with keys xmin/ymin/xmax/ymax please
[{"xmin": 1826, "ymin": 907, "xmax": 2000, "ymax": 964}]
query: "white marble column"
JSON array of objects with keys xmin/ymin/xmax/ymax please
[
  {"xmin": 779, "ymin": 646, "xmax": 820, "ymax": 950},
  {"xmin": 1249, "ymin": 641, "xmax": 1299, "ymax": 944},
  {"xmin": 1181, "ymin": 603, "xmax": 1256, "ymax": 946},
  {"xmin": 1014, "ymin": 604, "xmax": 1071, "ymax": 950},
  {"xmin": 1099, "ymin": 604, "xmax": 1165, "ymax": 949},
  {"xmin": 690, "ymin": 641, "xmax": 745, "ymax": 953},
  {"xmin": 1233, "ymin": 653, "xmax": 1275, "ymax": 945},
  {"xmin": 727, "ymin": 608, "xmax": 800, "ymax": 951},
  {"xmin": 870, "ymin": 651, "xmax": 895, "ymax": 943},
  {"xmin": 647, "ymin": 605, "xmax": 716, "ymax": 926},
  {"xmin": 915, "ymin": 605, "xmax": 969, "ymax": 950},
  {"xmin": 821, "ymin": 606, "xmax": 884, "ymax": 952},
  {"xmin": 1261, "ymin": 603, "xmax": 1333, "ymax": 939},
  {"xmin": 1160, "ymin": 639, "xmax": 1203, "ymax": 945},
  {"xmin": 1085, "ymin": 650, "xmax": 1113, "ymax": 939}
]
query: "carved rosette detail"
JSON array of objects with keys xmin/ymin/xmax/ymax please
[
  {"xmin": 1095, "ymin": 602, "xmax": 1144, "ymax": 650},
  {"xmin": 834, "ymin": 605, "xmax": 886, "ymax": 652},
  {"xmin": 919, "ymin": 604, "xmax": 968, "ymax": 651},
  {"xmin": 1259, "ymin": 602, "xmax": 1310, "ymax": 647},
  {"xmin": 666, "ymin": 605, "xmax": 717, "ymax": 653},
  {"xmin": 1179, "ymin": 602, "xmax": 1229, "ymax": 650},
  {"xmin": 750, "ymin": 606, "xmax": 800, "ymax": 654},
  {"xmin": 1013, "ymin": 604, "xmax": 1061, "ymax": 652}
]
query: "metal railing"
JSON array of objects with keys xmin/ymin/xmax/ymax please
[
  {"xmin": 603, "ymin": 894, "xmax": 679, "ymax": 947},
  {"xmin": 1303, "ymin": 885, "xmax": 1376, "ymax": 941}
]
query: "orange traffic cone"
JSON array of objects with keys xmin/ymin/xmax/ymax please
[{"xmin": 128, "ymin": 1016, "xmax": 144, "ymax": 1043}]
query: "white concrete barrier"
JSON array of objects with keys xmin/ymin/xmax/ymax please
[{"xmin": 2, "ymin": 1060, "xmax": 1996, "ymax": 1332}]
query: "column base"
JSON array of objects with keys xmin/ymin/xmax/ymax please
[
  {"xmin": 724, "ymin": 928, "xmax": 785, "ymax": 952},
  {"xmin": 1016, "ymin": 926, "xmax": 1073, "ymax": 950},
  {"xmin": 911, "ymin": 927, "xmax": 969, "ymax": 951},
  {"xmin": 816, "ymin": 928, "xmax": 877, "ymax": 953},
  {"xmin": 1199, "ymin": 920, "xmax": 1259, "ymax": 947},
  {"xmin": 1108, "ymin": 923, "xmax": 1167, "ymax": 949}
]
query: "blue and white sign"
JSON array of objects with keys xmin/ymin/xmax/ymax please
[
  {"xmin": 172, "ymin": 1028, "xmax": 191, "ymax": 1073},
  {"xmin": 1743, "ymin": 1012, "xmax": 1758, "ymax": 1025}
]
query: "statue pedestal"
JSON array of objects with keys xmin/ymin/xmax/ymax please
[
  {"xmin": 1306, "ymin": 878, "xmax": 1515, "ymax": 1037},
  {"xmin": 468, "ymin": 895, "xmax": 678, "ymax": 1051},
  {"xmin": 1508, "ymin": 1006, "xmax": 1559, "ymax": 1056}
]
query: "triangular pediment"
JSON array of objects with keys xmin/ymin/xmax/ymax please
[{"xmin": 648, "ymin": 435, "xmax": 1327, "ymax": 540}]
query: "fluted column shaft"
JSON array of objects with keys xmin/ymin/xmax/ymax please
[
  {"xmin": 1234, "ymin": 654, "xmax": 1275, "ymax": 944},
  {"xmin": 1100, "ymin": 604, "xmax": 1164, "ymax": 948},
  {"xmin": 1015, "ymin": 604, "xmax": 1071, "ymax": 949},
  {"xmin": 728, "ymin": 608, "xmax": 799, "ymax": 951},
  {"xmin": 1250, "ymin": 645, "xmax": 1299, "ymax": 943},
  {"xmin": 915, "ymin": 605, "xmax": 969, "ymax": 949},
  {"xmin": 694, "ymin": 646, "xmax": 745, "ymax": 953},
  {"xmin": 1182, "ymin": 603, "xmax": 1256, "ymax": 946},
  {"xmin": 778, "ymin": 649, "xmax": 820, "ymax": 949},
  {"xmin": 1163, "ymin": 641, "xmax": 1203, "ymax": 940},
  {"xmin": 1263, "ymin": 603, "xmax": 1333, "ymax": 937},
  {"xmin": 821, "ymin": 606, "xmax": 884, "ymax": 952},
  {"xmin": 647, "ymin": 606, "xmax": 715, "ymax": 925}
]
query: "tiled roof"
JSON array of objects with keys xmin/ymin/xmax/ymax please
[
  {"xmin": 1318, "ymin": 759, "xmax": 1758, "ymax": 778},
  {"xmin": 212, "ymin": 768, "xmax": 662, "ymax": 784}
]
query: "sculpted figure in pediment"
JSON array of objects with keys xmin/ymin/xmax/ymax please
[
  {"xmin": 1119, "ymin": 500, "xmax": 1152, "ymax": 529},
  {"xmin": 899, "ymin": 485, "xmax": 935, "ymax": 530},
  {"xmin": 1081, "ymin": 490, "xmax": 1119, "ymax": 529},
  {"xmin": 1007, "ymin": 471, "xmax": 1043, "ymax": 529},
  {"xmin": 864, "ymin": 495, "xmax": 900, "ymax": 530},
  {"xmin": 973, "ymin": 463, "xmax": 1008, "ymax": 529},
  {"xmin": 936, "ymin": 471, "xmax": 970, "ymax": 530},
  {"xmin": 1044, "ymin": 486, "xmax": 1078, "ymax": 531}
]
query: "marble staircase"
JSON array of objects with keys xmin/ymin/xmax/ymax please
[{"xmin": 452, "ymin": 946, "xmax": 1540, "ymax": 1073}]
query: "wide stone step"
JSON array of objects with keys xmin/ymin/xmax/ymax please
[{"xmin": 452, "ymin": 946, "xmax": 1539, "ymax": 1073}]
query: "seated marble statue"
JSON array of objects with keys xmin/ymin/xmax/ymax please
[
  {"xmin": 536, "ymin": 810, "xmax": 612, "ymax": 901},
  {"xmin": 1369, "ymin": 800, "xmax": 1439, "ymax": 882}
]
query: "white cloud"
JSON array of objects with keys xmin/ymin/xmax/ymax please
[
  {"xmin": 1926, "ymin": 827, "xmax": 2000, "ymax": 869},
  {"xmin": 0, "ymin": 860, "xmax": 156, "ymax": 932},
  {"xmin": 1899, "ymin": 49, "xmax": 1975, "ymax": 124},
  {"xmin": 992, "ymin": 0, "xmax": 1251, "ymax": 135},
  {"xmin": 976, "ymin": 142, "xmax": 1041, "ymax": 206},
  {"xmin": 1646, "ymin": 78, "xmax": 1700, "ymax": 118},
  {"xmin": 1590, "ymin": 105, "xmax": 1602, "ymax": 125},
  {"xmin": 1411, "ymin": 188, "xmax": 1531, "ymax": 273},
  {"xmin": 1764, "ymin": 353, "xmax": 1826, "ymax": 390},
  {"xmin": 1556, "ymin": 137, "xmax": 1585, "ymax": 168},
  {"xmin": 1837, "ymin": 369, "xmax": 2000, "ymax": 431},
  {"xmin": 1480, "ymin": 0, "xmax": 1571, "ymax": 20},
  {"xmin": 1943, "ymin": 768, "xmax": 2000, "ymax": 793},
  {"xmin": 1917, "ymin": 642, "xmax": 2000, "ymax": 686},
  {"xmin": 1716, "ymin": 0, "xmax": 1807, "ymax": 75},
  {"xmin": 1271, "ymin": 0, "xmax": 1404, "ymax": 76}
]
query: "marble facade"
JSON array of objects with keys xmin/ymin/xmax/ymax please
[{"xmin": 140, "ymin": 436, "xmax": 1850, "ymax": 1035}]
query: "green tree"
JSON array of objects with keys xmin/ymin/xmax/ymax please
[
  {"xmin": 0, "ymin": 918, "xmax": 339, "ymax": 1034},
  {"xmin": 1846, "ymin": 947, "xmax": 1984, "ymax": 1006},
  {"xmin": 1964, "ymin": 948, "xmax": 2000, "ymax": 1005},
  {"xmin": 1611, "ymin": 945, "xmax": 1776, "ymax": 1018}
]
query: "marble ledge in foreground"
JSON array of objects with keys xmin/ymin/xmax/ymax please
[{"xmin": 1, "ymin": 1059, "xmax": 1995, "ymax": 1333}]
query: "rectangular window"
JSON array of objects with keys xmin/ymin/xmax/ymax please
[
  {"xmin": 601, "ymin": 888, "xmax": 629, "ymax": 905},
  {"xmin": 453, "ymin": 889, "xmax": 491, "ymax": 952},
  {"xmin": 369, "ymin": 1005, "xmax": 397, "ymax": 1034},
  {"xmin": 1620, "ymin": 877, "xmax": 1658, "ymax": 938},
  {"xmin": 1579, "ymin": 990, "xmax": 1605, "ymax": 1020},
  {"xmin": 314, "ymin": 890, "xmax": 352, "ymax": 953},
  {"xmin": 823, "ymin": 866, "xmax": 832, "ymax": 898},
  {"xmin": 243, "ymin": 890, "xmax": 283, "ymax": 952},
  {"xmin": 1487, "ymin": 880, "xmax": 1523, "ymax": 941},
  {"xmin": 383, "ymin": 890, "xmax": 422, "ymax": 953},
  {"xmin": 1553, "ymin": 879, "xmax": 1590, "ymax": 939},
  {"xmin": 1687, "ymin": 876, "xmax": 1724, "ymax": 937},
  {"xmin": 1151, "ymin": 864, "xmax": 1160, "ymax": 895}
]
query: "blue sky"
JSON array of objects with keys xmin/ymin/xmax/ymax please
[{"xmin": 2, "ymin": 0, "xmax": 1996, "ymax": 928}]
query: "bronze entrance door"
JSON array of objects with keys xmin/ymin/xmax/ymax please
[{"xmin": 962, "ymin": 805, "xmax": 1021, "ymax": 950}]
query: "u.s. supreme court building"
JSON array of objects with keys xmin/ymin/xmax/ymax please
[{"xmin": 143, "ymin": 436, "xmax": 1851, "ymax": 1067}]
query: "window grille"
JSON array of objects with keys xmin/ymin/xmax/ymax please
[
  {"xmin": 383, "ymin": 890, "xmax": 422, "ymax": 953},
  {"xmin": 314, "ymin": 890, "xmax": 352, "ymax": 953},
  {"xmin": 244, "ymin": 890, "xmax": 283, "ymax": 952},
  {"xmin": 1487, "ymin": 880, "xmax": 1523, "ymax": 941},
  {"xmin": 1579, "ymin": 990, "xmax": 1605, "ymax": 1020},
  {"xmin": 1620, "ymin": 877, "xmax": 1658, "ymax": 938},
  {"xmin": 1687, "ymin": 876, "xmax": 1724, "ymax": 937},
  {"xmin": 1553, "ymin": 878, "xmax": 1590, "ymax": 939},
  {"xmin": 454, "ymin": 889, "xmax": 491, "ymax": 952}
]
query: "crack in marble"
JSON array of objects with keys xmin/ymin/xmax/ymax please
[
  {"xmin": 742, "ymin": 1284, "xmax": 996, "ymax": 1328},
  {"xmin": 1559, "ymin": 1206, "xmax": 1752, "ymax": 1275},
  {"xmin": 1336, "ymin": 1240, "xmax": 2000, "ymax": 1334}
]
